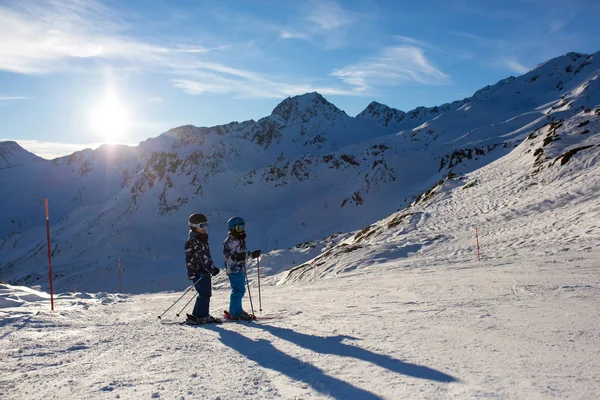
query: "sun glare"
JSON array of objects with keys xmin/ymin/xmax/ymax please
[{"xmin": 90, "ymin": 89, "xmax": 131, "ymax": 144}]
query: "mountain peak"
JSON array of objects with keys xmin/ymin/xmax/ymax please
[
  {"xmin": 0, "ymin": 140, "xmax": 25, "ymax": 151},
  {"xmin": 356, "ymin": 101, "xmax": 406, "ymax": 127},
  {"xmin": 0, "ymin": 140, "xmax": 43, "ymax": 169},
  {"xmin": 271, "ymin": 92, "xmax": 347, "ymax": 122},
  {"xmin": 528, "ymin": 51, "xmax": 597, "ymax": 77},
  {"xmin": 358, "ymin": 101, "xmax": 403, "ymax": 115}
]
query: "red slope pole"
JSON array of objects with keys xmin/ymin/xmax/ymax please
[{"xmin": 45, "ymin": 199, "xmax": 55, "ymax": 311}]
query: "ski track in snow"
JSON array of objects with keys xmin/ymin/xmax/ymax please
[{"xmin": 2, "ymin": 250, "xmax": 600, "ymax": 399}]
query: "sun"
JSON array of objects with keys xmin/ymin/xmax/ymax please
[{"xmin": 89, "ymin": 89, "xmax": 131, "ymax": 144}]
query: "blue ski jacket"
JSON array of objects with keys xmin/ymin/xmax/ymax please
[{"xmin": 223, "ymin": 233, "xmax": 248, "ymax": 275}]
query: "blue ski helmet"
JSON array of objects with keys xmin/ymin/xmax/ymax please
[{"xmin": 227, "ymin": 216, "xmax": 245, "ymax": 232}]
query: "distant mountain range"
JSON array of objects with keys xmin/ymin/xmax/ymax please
[{"xmin": 1, "ymin": 51, "xmax": 599, "ymax": 293}]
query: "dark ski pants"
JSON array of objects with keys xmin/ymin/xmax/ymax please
[{"xmin": 192, "ymin": 273, "xmax": 212, "ymax": 318}]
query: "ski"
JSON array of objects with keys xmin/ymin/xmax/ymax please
[
  {"xmin": 159, "ymin": 311, "xmax": 297, "ymax": 326},
  {"xmin": 160, "ymin": 319, "xmax": 222, "ymax": 326},
  {"xmin": 223, "ymin": 310, "xmax": 293, "ymax": 321},
  {"xmin": 184, "ymin": 319, "xmax": 222, "ymax": 326}
]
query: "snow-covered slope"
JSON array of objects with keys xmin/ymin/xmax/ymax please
[
  {"xmin": 1, "ymin": 51, "xmax": 599, "ymax": 294},
  {"xmin": 274, "ymin": 108, "xmax": 600, "ymax": 285},
  {"xmin": 3, "ymin": 233, "xmax": 600, "ymax": 400}
]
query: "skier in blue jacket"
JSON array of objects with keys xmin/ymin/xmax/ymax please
[
  {"xmin": 185, "ymin": 213, "xmax": 221, "ymax": 324},
  {"xmin": 223, "ymin": 216, "xmax": 261, "ymax": 320}
]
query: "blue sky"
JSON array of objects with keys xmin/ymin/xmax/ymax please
[{"xmin": 1, "ymin": 0, "xmax": 599, "ymax": 159}]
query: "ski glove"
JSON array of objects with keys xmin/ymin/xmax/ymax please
[
  {"xmin": 236, "ymin": 253, "xmax": 246, "ymax": 262},
  {"xmin": 251, "ymin": 250, "xmax": 261, "ymax": 259},
  {"xmin": 210, "ymin": 266, "xmax": 220, "ymax": 277}
]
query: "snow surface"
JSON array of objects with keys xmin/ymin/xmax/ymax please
[{"xmin": 1, "ymin": 247, "xmax": 599, "ymax": 399}]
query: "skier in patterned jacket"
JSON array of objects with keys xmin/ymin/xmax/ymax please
[
  {"xmin": 185, "ymin": 213, "xmax": 221, "ymax": 324},
  {"xmin": 223, "ymin": 216, "xmax": 261, "ymax": 320}
]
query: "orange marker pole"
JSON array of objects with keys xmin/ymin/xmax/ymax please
[{"xmin": 45, "ymin": 199, "xmax": 55, "ymax": 311}]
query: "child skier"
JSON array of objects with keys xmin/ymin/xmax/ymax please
[
  {"xmin": 223, "ymin": 216, "xmax": 261, "ymax": 320},
  {"xmin": 185, "ymin": 213, "xmax": 221, "ymax": 324}
]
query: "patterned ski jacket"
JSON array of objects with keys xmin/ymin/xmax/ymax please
[
  {"xmin": 185, "ymin": 231, "xmax": 216, "ymax": 279},
  {"xmin": 223, "ymin": 233, "xmax": 249, "ymax": 275}
]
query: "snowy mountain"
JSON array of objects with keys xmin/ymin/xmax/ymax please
[
  {"xmin": 356, "ymin": 101, "xmax": 407, "ymax": 127},
  {"xmin": 0, "ymin": 141, "xmax": 45, "ymax": 169},
  {"xmin": 1, "ymin": 51, "xmax": 599, "ymax": 294},
  {"xmin": 2, "ymin": 51, "xmax": 600, "ymax": 399},
  {"xmin": 274, "ymin": 108, "xmax": 600, "ymax": 285}
]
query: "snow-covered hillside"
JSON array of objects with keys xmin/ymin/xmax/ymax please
[
  {"xmin": 1, "ymin": 51, "xmax": 599, "ymax": 294},
  {"xmin": 274, "ymin": 108, "xmax": 600, "ymax": 285}
]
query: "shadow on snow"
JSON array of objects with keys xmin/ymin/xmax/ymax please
[
  {"xmin": 245, "ymin": 323, "xmax": 459, "ymax": 383},
  {"xmin": 215, "ymin": 323, "xmax": 459, "ymax": 399},
  {"xmin": 216, "ymin": 326, "xmax": 382, "ymax": 399}
]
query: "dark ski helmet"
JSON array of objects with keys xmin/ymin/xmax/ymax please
[
  {"xmin": 188, "ymin": 213, "xmax": 208, "ymax": 229},
  {"xmin": 227, "ymin": 216, "xmax": 245, "ymax": 232}
]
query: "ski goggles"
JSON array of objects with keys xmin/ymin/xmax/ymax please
[
  {"xmin": 233, "ymin": 223, "xmax": 245, "ymax": 232},
  {"xmin": 191, "ymin": 222, "xmax": 209, "ymax": 229}
]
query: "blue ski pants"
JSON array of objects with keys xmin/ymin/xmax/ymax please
[{"xmin": 228, "ymin": 271, "xmax": 246, "ymax": 317}]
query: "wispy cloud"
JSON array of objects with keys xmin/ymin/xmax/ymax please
[
  {"xmin": 0, "ymin": 0, "xmax": 358, "ymax": 99},
  {"xmin": 174, "ymin": 45, "xmax": 231, "ymax": 54},
  {"xmin": 0, "ymin": 0, "xmax": 228, "ymax": 75},
  {"xmin": 148, "ymin": 97, "xmax": 164, "ymax": 103},
  {"xmin": 0, "ymin": 96, "xmax": 32, "ymax": 101},
  {"xmin": 306, "ymin": 1, "xmax": 355, "ymax": 30},
  {"xmin": 395, "ymin": 35, "xmax": 428, "ymax": 47},
  {"xmin": 279, "ymin": 30, "xmax": 309, "ymax": 40},
  {"xmin": 278, "ymin": 0, "xmax": 356, "ymax": 48},
  {"xmin": 500, "ymin": 58, "xmax": 530, "ymax": 75},
  {"xmin": 395, "ymin": 35, "xmax": 475, "ymax": 60},
  {"xmin": 332, "ymin": 46, "xmax": 450, "ymax": 92},
  {"xmin": 171, "ymin": 76, "xmax": 355, "ymax": 99},
  {"xmin": 0, "ymin": 0, "xmax": 122, "ymax": 73}
]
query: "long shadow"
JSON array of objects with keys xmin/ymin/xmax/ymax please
[
  {"xmin": 216, "ymin": 326, "xmax": 382, "ymax": 400},
  {"xmin": 244, "ymin": 322, "xmax": 459, "ymax": 383}
]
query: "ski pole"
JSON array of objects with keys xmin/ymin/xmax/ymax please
[
  {"xmin": 176, "ymin": 291, "xmax": 197, "ymax": 317},
  {"xmin": 257, "ymin": 256, "xmax": 262, "ymax": 312},
  {"xmin": 242, "ymin": 263, "xmax": 256, "ymax": 317},
  {"xmin": 157, "ymin": 275, "xmax": 200, "ymax": 319}
]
